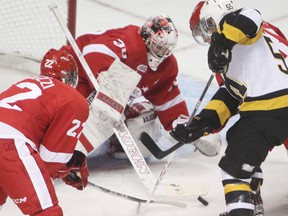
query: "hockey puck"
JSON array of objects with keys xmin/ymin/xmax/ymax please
[{"xmin": 197, "ymin": 196, "xmax": 209, "ymax": 206}]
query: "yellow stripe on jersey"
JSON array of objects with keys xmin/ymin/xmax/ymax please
[
  {"xmin": 204, "ymin": 100, "xmax": 231, "ymax": 126},
  {"xmin": 224, "ymin": 183, "xmax": 252, "ymax": 195},
  {"xmin": 240, "ymin": 94, "xmax": 288, "ymax": 111},
  {"xmin": 221, "ymin": 22, "xmax": 263, "ymax": 45}
]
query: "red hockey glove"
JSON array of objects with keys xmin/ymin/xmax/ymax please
[
  {"xmin": 170, "ymin": 116, "xmax": 212, "ymax": 143},
  {"xmin": 62, "ymin": 150, "xmax": 89, "ymax": 190}
]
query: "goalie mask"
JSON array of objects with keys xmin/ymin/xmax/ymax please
[
  {"xmin": 190, "ymin": 0, "xmax": 236, "ymax": 45},
  {"xmin": 139, "ymin": 14, "xmax": 178, "ymax": 71},
  {"xmin": 41, "ymin": 49, "xmax": 79, "ymax": 88}
]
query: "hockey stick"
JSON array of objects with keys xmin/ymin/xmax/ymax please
[
  {"xmin": 48, "ymin": 5, "xmax": 99, "ymax": 91},
  {"xmin": 140, "ymin": 73, "xmax": 215, "ymax": 159},
  {"xmin": 88, "ymin": 181, "xmax": 187, "ymax": 208},
  {"xmin": 138, "ymin": 152, "xmax": 175, "ymax": 215},
  {"xmin": 110, "ymin": 117, "xmax": 209, "ymax": 197},
  {"xmin": 50, "ymin": 4, "xmax": 208, "ymax": 197}
]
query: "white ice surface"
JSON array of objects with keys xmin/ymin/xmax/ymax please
[{"xmin": 1, "ymin": 0, "xmax": 288, "ymax": 215}]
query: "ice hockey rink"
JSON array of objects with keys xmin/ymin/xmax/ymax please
[{"xmin": 1, "ymin": 0, "xmax": 288, "ymax": 215}]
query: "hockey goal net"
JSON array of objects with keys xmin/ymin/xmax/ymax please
[{"xmin": 0, "ymin": 0, "xmax": 76, "ymax": 72}]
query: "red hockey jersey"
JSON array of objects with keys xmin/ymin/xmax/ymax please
[
  {"xmin": 61, "ymin": 25, "xmax": 189, "ymax": 130},
  {"xmin": 0, "ymin": 76, "xmax": 89, "ymax": 175}
]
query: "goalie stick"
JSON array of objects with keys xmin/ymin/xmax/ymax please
[
  {"xmin": 88, "ymin": 181, "xmax": 187, "ymax": 208},
  {"xmin": 50, "ymin": 4, "xmax": 208, "ymax": 198},
  {"xmin": 111, "ymin": 119, "xmax": 209, "ymax": 197},
  {"xmin": 140, "ymin": 73, "xmax": 215, "ymax": 159},
  {"xmin": 139, "ymin": 152, "xmax": 178, "ymax": 215}
]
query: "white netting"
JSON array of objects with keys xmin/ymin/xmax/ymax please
[{"xmin": 0, "ymin": 0, "xmax": 75, "ymax": 72}]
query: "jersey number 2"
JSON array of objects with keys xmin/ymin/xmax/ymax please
[
  {"xmin": 67, "ymin": 119, "xmax": 84, "ymax": 139},
  {"xmin": 0, "ymin": 82, "xmax": 42, "ymax": 111}
]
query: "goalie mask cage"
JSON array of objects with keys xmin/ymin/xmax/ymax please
[{"xmin": 0, "ymin": 0, "xmax": 76, "ymax": 73}]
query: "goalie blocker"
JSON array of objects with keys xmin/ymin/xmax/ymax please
[{"xmin": 75, "ymin": 60, "xmax": 160, "ymax": 158}]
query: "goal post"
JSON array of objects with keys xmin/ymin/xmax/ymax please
[
  {"xmin": 0, "ymin": 0, "xmax": 77, "ymax": 73},
  {"xmin": 67, "ymin": 0, "xmax": 77, "ymax": 38}
]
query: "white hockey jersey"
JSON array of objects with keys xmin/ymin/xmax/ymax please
[{"xmin": 199, "ymin": 8, "xmax": 288, "ymax": 129}]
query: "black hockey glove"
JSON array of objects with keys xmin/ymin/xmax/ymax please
[
  {"xmin": 170, "ymin": 116, "xmax": 213, "ymax": 144},
  {"xmin": 208, "ymin": 32, "xmax": 232, "ymax": 73}
]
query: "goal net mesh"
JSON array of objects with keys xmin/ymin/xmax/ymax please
[{"xmin": 0, "ymin": 0, "xmax": 75, "ymax": 71}]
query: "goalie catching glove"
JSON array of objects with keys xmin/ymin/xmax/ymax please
[
  {"xmin": 57, "ymin": 150, "xmax": 89, "ymax": 190},
  {"xmin": 170, "ymin": 115, "xmax": 212, "ymax": 143}
]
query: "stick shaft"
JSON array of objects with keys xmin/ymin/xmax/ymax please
[
  {"xmin": 140, "ymin": 73, "xmax": 215, "ymax": 159},
  {"xmin": 88, "ymin": 181, "xmax": 187, "ymax": 208},
  {"xmin": 49, "ymin": 4, "xmax": 99, "ymax": 90},
  {"xmin": 188, "ymin": 73, "xmax": 215, "ymax": 125}
]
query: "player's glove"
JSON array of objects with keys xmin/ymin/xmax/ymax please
[
  {"xmin": 208, "ymin": 32, "xmax": 232, "ymax": 73},
  {"xmin": 61, "ymin": 150, "xmax": 89, "ymax": 190},
  {"xmin": 167, "ymin": 115, "xmax": 190, "ymax": 144},
  {"xmin": 170, "ymin": 116, "xmax": 213, "ymax": 143}
]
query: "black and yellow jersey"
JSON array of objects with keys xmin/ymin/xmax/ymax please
[{"xmin": 199, "ymin": 8, "xmax": 288, "ymax": 130}]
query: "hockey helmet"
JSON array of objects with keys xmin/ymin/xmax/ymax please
[
  {"xmin": 139, "ymin": 14, "xmax": 178, "ymax": 71},
  {"xmin": 190, "ymin": 0, "xmax": 237, "ymax": 45},
  {"xmin": 41, "ymin": 49, "xmax": 78, "ymax": 88}
]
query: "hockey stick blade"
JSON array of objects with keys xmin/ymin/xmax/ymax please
[
  {"xmin": 88, "ymin": 181, "xmax": 187, "ymax": 208},
  {"xmin": 140, "ymin": 132, "xmax": 184, "ymax": 159},
  {"xmin": 140, "ymin": 74, "xmax": 215, "ymax": 160}
]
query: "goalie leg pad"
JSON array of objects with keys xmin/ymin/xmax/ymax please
[
  {"xmin": 107, "ymin": 101, "xmax": 162, "ymax": 159},
  {"xmin": 194, "ymin": 133, "xmax": 221, "ymax": 156},
  {"xmin": 125, "ymin": 109, "xmax": 161, "ymax": 158},
  {"xmin": 75, "ymin": 106, "xmax": 115, "ymax": 155},
  {"xmin": 76, "ymin": 67, "xmax": 141, "ymax": 155}
]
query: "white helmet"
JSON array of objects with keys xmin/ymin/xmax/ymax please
[
  {"xmin": 190, "ymin": 0, "xmax": 237, "ymax": 45},
  {"xmin": 139, "ymin": 14, "xmax": 178, "ymax": 71},
  {"xmin": 200, "ymin": 0, "xmax": 236, "ymax": 25}
]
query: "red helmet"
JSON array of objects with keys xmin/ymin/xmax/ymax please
[{"xmin": 41, "ymin": 49, "xmax": 78, "ymax": 88}]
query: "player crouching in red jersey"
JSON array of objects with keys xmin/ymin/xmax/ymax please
[{"xmin": 0, "ymin": 49, "xmax": 89, "ymax": 215}]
